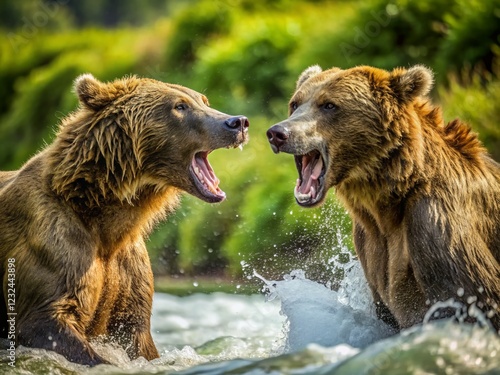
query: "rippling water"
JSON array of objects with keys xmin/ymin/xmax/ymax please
[{"xmin": 1, "ymin": 261, "xmax": 500, "ymax": 374}]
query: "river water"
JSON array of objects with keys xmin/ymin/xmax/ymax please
[{"xmin": 1, "ymin": 257, "xmax": 500, "ymax": 374}]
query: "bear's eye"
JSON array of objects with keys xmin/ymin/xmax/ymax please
[
  {"xmin": 323, "ymin": 102, "xmax": 337, "ymax": 110},
  {"xmin": 175, "ymin": 103, "xmax": 188, "ymax": 111},
  {"xmin": 290, "ymin": 101, "xmax": 298, "ymax": 113}
]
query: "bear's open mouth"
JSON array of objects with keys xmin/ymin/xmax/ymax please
[
  {"xmin": 294, "ymin": 150, "xmax": 326, "ymax": 206},
  {"xmin": 190, "ymin": 151, "xmax": 226, "ymax": 203}
]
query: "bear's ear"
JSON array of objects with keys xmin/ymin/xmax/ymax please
[
  {"xmin": 296, "ymin": 65, "xmax": 323, "ymax": 89},
  {"xmin": 74, "ymin": 73, "xmax": 114, "ymax": 111},
  {"xmin": 389, "ymin": 65, "xmax": 434, "ymax": 103}
]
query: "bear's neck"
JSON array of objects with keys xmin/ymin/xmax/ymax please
[
  {"xmin": 336, "ymin": 103, "xmax": 432, "ymax": 213},
  {"xmin": 336, "ymin": 102, "xmax": 488, "ymax": 232},
  {"xmin": 46, "ymin": 168, "xmax": 181, "ymax": 256},
  {"xmin": 42, "ymin": 125, "xmax": 182, "ymax": 256},
  {"xmin": 82, "ymin": 186, "xmax": 181, "ymax": 257}
]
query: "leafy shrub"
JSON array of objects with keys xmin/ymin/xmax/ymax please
[
  {"xmin": 291, "ymin": 0, "xmax": 499, "ymax": 81},
  {"xmin": 0, "ymin": 60, "xmax": 78, "ymax": 169},
  {"xmin": 438, "ymin": 68, "xmax": 500, "ymax": 161},
  {"xmin": 163, "ymin": 0, "xmax": 232, "ymax": 70},
  {"xmin": 194, "ymin": 14, "xmax": 297, "ymax": 114},
  {"xmin": 0, "ymin": 29, "xmax": 146, "ymax": 170},
  {"xmin": 436, "ymin": 0, "xmax": 500, "ymax": 75}
]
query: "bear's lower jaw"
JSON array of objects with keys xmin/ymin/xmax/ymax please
[
  {"xmin": 189, "ymin": 151, "xmax": 226, "ymax": 203},
  {"xmin": 294, "ymin": 182, "xmax": 325, "ymax": 207},
  {"xmin": 293, "ymin": 150, "xmax": 326, "ymax": 207}
]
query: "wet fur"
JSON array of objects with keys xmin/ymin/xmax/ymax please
[
  {"xmin": 274, "ymin": 65, "xmax": 500, "ymax": 331},
  {"xmin": 0, "ymin": 74, "xmax": 246, "ymax": 365}
]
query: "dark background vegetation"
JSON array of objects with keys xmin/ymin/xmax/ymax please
[{"xmin": 1, "ymin": 0, "xmax": 498, "ymax": 287}]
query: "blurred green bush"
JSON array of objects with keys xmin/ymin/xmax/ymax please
[
  {"xmin": 292, "ymin": 0, "xmax": 500, "ymax": 79},
  {"xmin": 438, "ymin": 68, "xmax": 500, "ymax": 161},
  {"xmin": 0, "ymin": 0, "xmax": 498, "ymax": 282},
  {"xmin": 163, "ymin": 1, "xmax": 232, "ymax": 69}
]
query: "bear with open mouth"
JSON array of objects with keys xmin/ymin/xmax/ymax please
[
  {"xmin": 0, "ymin": 74, "xmax": 249, "ymax": 365},
  {"xmin": 267, "ymin": 64, "xmax": 500, "ymax": 333}
]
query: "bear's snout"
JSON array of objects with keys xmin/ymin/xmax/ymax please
[
  {"xmin": 267, "ymin": 124, "xmax": 290, "ymax": 154},
  {"xmin": 224, "ymin": 116, "xmax": 249, "ymax": 131}
]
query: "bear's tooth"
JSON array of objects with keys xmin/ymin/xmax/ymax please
[
  {"xmin": 294, "ymin": 188, "xmax": 312, "ymax": 203},
  {"xmin": 310, "ymin": 186, "xmax": 316, "ymax": 199},
  {"xmin": 300, "ymin": 194, "xmax": 311, "ymax": 203},
  {"xmin": 194, "ymin": 166, "xmax": 204, "ymax": 180},
  {"xmin": 196, "ymin": 170, "xmax": 204, "ymax": 181},
  {"xmin": 238, "ymin": 144, "xmax": 243, "ymax": 151}
]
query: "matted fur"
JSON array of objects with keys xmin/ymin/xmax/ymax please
[
  {"xmin": 0, "ymin": 74, "xmax": 248, "ymax": 365},
  {"xmin": 268, "ymin": 64, "xmax": 500, "ymax": 332}
]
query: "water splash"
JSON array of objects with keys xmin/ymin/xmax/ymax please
[
  {"xmin": 2, "ymin": 289, "xmax": 500, "ymax": 374},
  {"xmin": 423, "ymin": 298, "xmax": 495, "ymax": 330},
  {"xmin": 256, "ymin": 256, "xmax": 394, "ymax": 353},
  {"xmin": 333, "ymin": 321, "xmax": 500, "ymax": 375}
]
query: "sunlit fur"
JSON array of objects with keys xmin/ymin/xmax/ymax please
[
  {"xmin": 275, "ymin": 64, "xmax": 500, "ymax": 332},
  {"xmin": 0, "ymin": 74, "xmax": 246, "ymax": 365}
]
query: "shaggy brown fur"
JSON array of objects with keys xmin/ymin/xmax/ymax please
[
  {"xmin": 0, "ymin": 74, "xmax": 249, "ymax": 365},
  {"xmin": 267, "ymin": 65, "xmax": 500, "ymax": 332}
]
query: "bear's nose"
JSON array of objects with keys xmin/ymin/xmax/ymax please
[
  {"xmin": 225, "ymin": 116, "xmax": 249, "ymax": 130},
  {"xmin": 266, "ymin": 125, "xmax": 289, "ymax": 154}
]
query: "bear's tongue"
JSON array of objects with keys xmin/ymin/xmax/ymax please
[
  {"xmin": 295, "ymin": 153, "xmax": 323, "ymax": 201},
  {"xmin": 192, "ymin": 152, "xmax": 221, "ymax": 195}
]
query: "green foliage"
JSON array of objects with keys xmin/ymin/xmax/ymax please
[
  {"xmin": 0, "ymin": 0, "xmax": 172, "ymax": 30},
  {"xmin": 0, "ymin": 0, "xmax": 498, "ymax": 282},
  {"xmin": 437, "ymin": 0, "xmax": 500, "ymax": 75},
  {"xmin": 290, "ymin": 0, "xmax": 450, "ymax": 72},
  {"xmin": 0, "ymin": 28, "xmax": 145, "ymax": 169},
  {"xmin": 164, "ymin": 1, "xmax": 232, "ymax": 70},
  {"xmin": 438, "ymin": 71, "xmax": 500, "ymax": 160},
  {"xmin": 293, "ymin": 0, "xmax": 500, "ymax": 80},
  {"xmin": 0, "ymin": 60, "xmax": 78, "ymax": 168},
  {"xmin": 193, "ymin": 13, "xmax": 298, "ymax": 115}
]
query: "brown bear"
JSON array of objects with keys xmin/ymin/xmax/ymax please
[
  {"xmin": 267, "ymin": 65, "xmax": 500, "ymax": 332},
  {"xmin": 0, "ymin": 74, "xmax": 249, "ymax": 365}
]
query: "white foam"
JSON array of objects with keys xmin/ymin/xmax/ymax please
[{"xmin": 259, "ymin": 260, "xmax": 394, "ymax": 352}]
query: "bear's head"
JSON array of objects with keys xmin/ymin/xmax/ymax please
[
  {"xmin": 267, "ymin": 65, "xmax": 433, "ymax": 207},
  {"xmin": 49, "ymin": 74, "xmax": 249, "ymax": 206}
]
